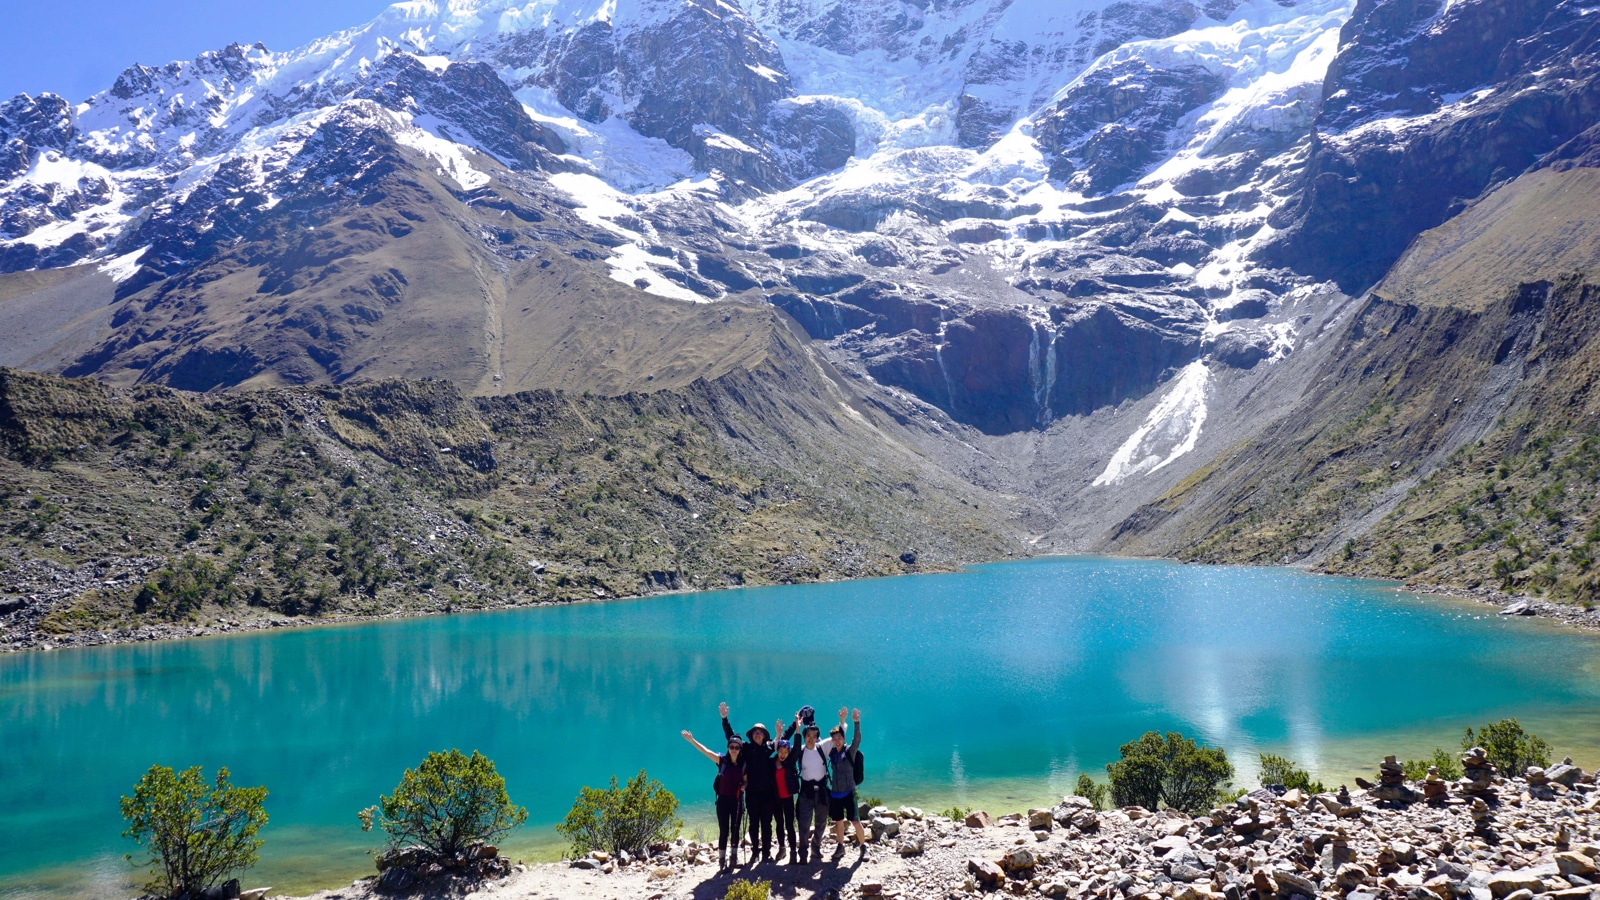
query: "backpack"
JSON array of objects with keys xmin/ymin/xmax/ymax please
[
  {"xmin": 829, "ymin": 745, "xmax": 865, "ymax": 787},
  {"xmin": 713, "ymin": 756, "xmax": 743, "ymax": 798}
]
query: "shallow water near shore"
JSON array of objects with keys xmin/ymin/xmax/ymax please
[{"xmin": 4, "ymin": 557, "xmax": 1600, "ymax": 898}]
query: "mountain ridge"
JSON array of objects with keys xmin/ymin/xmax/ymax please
[{"xmin": 4, "ymin": 0, "xmax": 1600, "ymax": 637}]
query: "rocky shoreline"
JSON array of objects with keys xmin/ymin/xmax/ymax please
[
  {"xmin": 1398, "ymin": 584, "xmax": 1600, "ymax": 635},
  {"xmin": 273, "ymin": 757, "xmax": 1600, "ymax": 900},
  {"xmin": 6, "ymin": 567, "xmax": 1599, "ymax": 655}
]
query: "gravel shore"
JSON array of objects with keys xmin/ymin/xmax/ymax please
[{"xmin": 285, "ymin": 761, "xmax": 1600, "ymax": 900}]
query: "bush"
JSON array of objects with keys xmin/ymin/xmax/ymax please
[
  {"xmin": 1106, "ymin": 731, "xmax": 1234, "ymax": 814},
  {"xmin": 1074, "ymin": 773, "xmax": 1109, "ymax": 810},
  {"xmin": 1257, "ymin": 753, "xmax": 1325, "ymax": 794},
  {"xmin": 359, "ymin": 749, "xmax": 527, "ymax": 860},
  {"xmin": 939, "ymin": 806, "xmax": 971, "ymax": 821},
  {"xmin": 1462, "ymin": 718, "xmax": 1552, "ymax": 776},
  {"xmin": 724, "ymin": 878, "xmax": 771, "ymax": 900},
  {"xmin": 120, "ymin": 765, "xmax": 268, "ymax": 899},
  {"xmin": 860, "ymin": 795, "xmax": 884, "ymax": 810},
  {"xmin": 557, "ymin": 769, "xmax": 681, "ymax": 857},
  {"xmin": 1402, "ymin": 748, "xmax": 1464, "ymax": 782}
]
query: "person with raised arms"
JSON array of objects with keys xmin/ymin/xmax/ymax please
[
  {"xmin": 770, "ymin": 709, "xmax": 801, "ymax": 863},
  {"xmin": 826, "ymin": 707, "xmax": 866, "ymax": 856},
  {"xmin": 791, "ymin": 710, "xmax": 831, "ymax": 864},
  {"xmin": 681, "ymin": 726, "xmax": 747, "ymax": 871},
  {"xmin": 720, "ymin": 701, "xmax": 780, "ymax": 864}
]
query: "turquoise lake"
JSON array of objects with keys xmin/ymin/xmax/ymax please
[{"xmin": 5, "ymin": 557, "xmax": 1600, "ymax": 898}]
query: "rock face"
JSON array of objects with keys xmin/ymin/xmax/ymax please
[
  {"xmin": 4, "ymin": 0, "xmax": 1600, "ymax": 606},
  {"xmin": 1262, "ymin": 0, "xmax": 1600, "ymax": 292}
]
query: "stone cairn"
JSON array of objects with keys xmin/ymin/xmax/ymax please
[
  {"xmin": 1422, "ymin": 765, "xmax": 1449, "ymax": 802},
  {"xmin": 1469, "ymin": 796, "xmax": 1498, "ymax": 840},
  {"xmin": 1370, "ymin": 755, "xmax": 1420, "ymax": 802},
  {"xmin": 1459, "ymin": 747, "xmax": 1497, "ymax": 798}
]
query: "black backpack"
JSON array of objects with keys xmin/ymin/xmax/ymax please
[{"xmin": 852, "ymin": 749, "xmax": 865, "ymax": 786}]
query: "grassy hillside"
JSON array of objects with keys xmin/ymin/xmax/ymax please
[
  {"xmin": 1321, "ymin": 276, "xmax": 1600, "ymax": 601},
  {"xmin": 0, "ymin": 357, "xmax": 1019, "ymax": 650}
]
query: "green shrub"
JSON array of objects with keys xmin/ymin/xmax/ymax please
[
  {"xmin": 1074, "ymin": 773, "xmax": 1109, "ymax": 810},
  {"xmin": 556, "ymin": 769, "xmax": 681, "ymax": 857},
  {"xmin": 1462, "ymin": 718, "xmax": 1552, "ymax": 776},
  {"xmin": 1106, "ymin": 731, "xmax": 1234, "ymax": 813},
  {"xmin": 860, "ymin": 795, "xmax": 884, "ymax": 810},
  {"xmin": 120, "ymin": 765, "xmax": 268, "ymax": 899},
  {"xmin": 724, "ymin": 878, "xmax": 771, "ymax": 900},
  {"xmin": 1257, "ymin": 753, "xmax": 1325, "ymax": 794},
  {"xmin": 134, "ymin": 554, "xmax": 236, "ymax": 620},
  {"xmin": 939, "ymin": 806, "xmax": 971, "ymax": 822},
  {"xmin": 359, "ymin": 749, "xmax": 527, "ymax": 860},
  {"xmin": 1402, "ymin": 748, "xmax": 1464, "ymax": 782}
]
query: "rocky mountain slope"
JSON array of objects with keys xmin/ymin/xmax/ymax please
[
  {"xmin": 3, "ymin": 0, "xmax": 1600, "ymax": 621},
  {"xmin": 0, "ymin": 339, "xmax": 1020, "ymax": 650},
  {"xmin": 1109, "ymin": 162, "xmax": 1600, "ymax": 601}
]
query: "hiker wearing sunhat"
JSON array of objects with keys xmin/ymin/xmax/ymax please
[
  {"xmin": 721, "ymin": 702, "xmax": 779, "ymax": 863},
  {"xmin": 681, "ymin": 726, "xmax": 747, "ymax": 870}
]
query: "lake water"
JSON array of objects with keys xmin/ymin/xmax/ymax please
[{"xmin": 5, "ymin": 557, "xmax": 1600, "ymax": 898}]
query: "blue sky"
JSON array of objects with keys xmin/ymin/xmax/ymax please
[{"xmin": 1, "ymin": 1, "xmax": 394, "ymax": 102}]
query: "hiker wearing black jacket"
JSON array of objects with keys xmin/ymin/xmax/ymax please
[{"xmin": 721, "ymin": 702, "xmax": 779, "ymax": 863}]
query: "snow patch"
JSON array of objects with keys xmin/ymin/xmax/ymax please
[
  {"xmin": 97, "ymin": 246, "xmax": 150, "ymax": 283},
  {"xmin": 1093, "ymin": 361, "xmax": 1211, "ymax": 487}
]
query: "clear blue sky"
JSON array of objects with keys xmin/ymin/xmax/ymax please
[{"xmin": 0, "ymin": 1, "xmax": 394, "ymax": 102}]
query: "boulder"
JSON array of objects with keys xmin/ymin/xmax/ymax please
[
  {"xmin": 1276, "ymin": 870, "xmax": 1318, "ymax": 898},
  {"xmin": 966, "ymin": 810, "xmax": 994, "ymax": 828},
  {"xmin": 1002, "ymin": 846, "xmax": 1038, "ymax": 872},
  {"xmin": 1029, "ymin": 808, "xmax": 1055, "ymax": 830},
  {"xmin": 1151, "ymin": 835, "xmax": 1191, "ymax": 856},
  {"xmin": 969, "ymin": 857, "xmax": 1006, "ymax": 885},
  {"xmin": 1555, "ymin": 852, "xmax": 1597, "ymax": 877},
  {"xmin": 649, "ymin": 866, "xmax": 675, "ymax": 881},
  {"xmin": 899, "ymin": 836, "xmax": 926, "ymax": 856},
  {"xmin": 870, "ymin": 815, "xmax": 900, "ymax": 839},
  {"xmin": 1043, "ymin": 882, "xmax": 1071, "ymax": 898},
  {"xmin": 1336, "ymin": 863, "xmax": 1371, "ymax": 889},
  {"xmin": 1547, "ymin": 762, "xmax": 1584, "ymax": 787},
  {"xmin": 1487, "ymin": 872, "xmax": 1545, "ymax": 898}
]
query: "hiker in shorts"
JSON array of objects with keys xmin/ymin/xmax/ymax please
[
  {"xmin": 771, "ymin": 710, "xmax": 801, "ymax": 863},
  {"xmin": 826, "ymin": 708, "xmax": 867, "ymax": 855},
  {"xmin": 720, "ymin": 702, "xmax": 779, "ymax": 864},
  {"xmin": 790, "ymin": 708, "xmax": 832, "ymax": 864},
  {"xmin": 681, "ymin": 727, "xmax": 746, "ymax": 870}
]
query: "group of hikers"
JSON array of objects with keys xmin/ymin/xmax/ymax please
[{"xmin": 681, "ymin": 703, "xmax": 865, "ymax": 870}]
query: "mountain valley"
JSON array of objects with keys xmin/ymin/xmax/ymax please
[{"xmin": 4, "ymin": 0, "xmax": 1600, "ymax": 643}]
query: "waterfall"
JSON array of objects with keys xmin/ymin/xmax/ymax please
[
  {"xmin": 1029, "ymin": 318, "xmax": 1058, "ymax": 427},
  {"xmin": 935, "ymin": 317, "xmax": 957, "ymax": 411}
]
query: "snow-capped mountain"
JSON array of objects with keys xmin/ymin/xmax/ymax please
[{"xmin": 1, "ymin": 0, "xmax": 1596, "ymax": 503}]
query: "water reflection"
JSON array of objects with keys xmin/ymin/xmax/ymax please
[{"xmin": 4, "ymin": 558, "xmax": 1600, "ymax": 898}]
